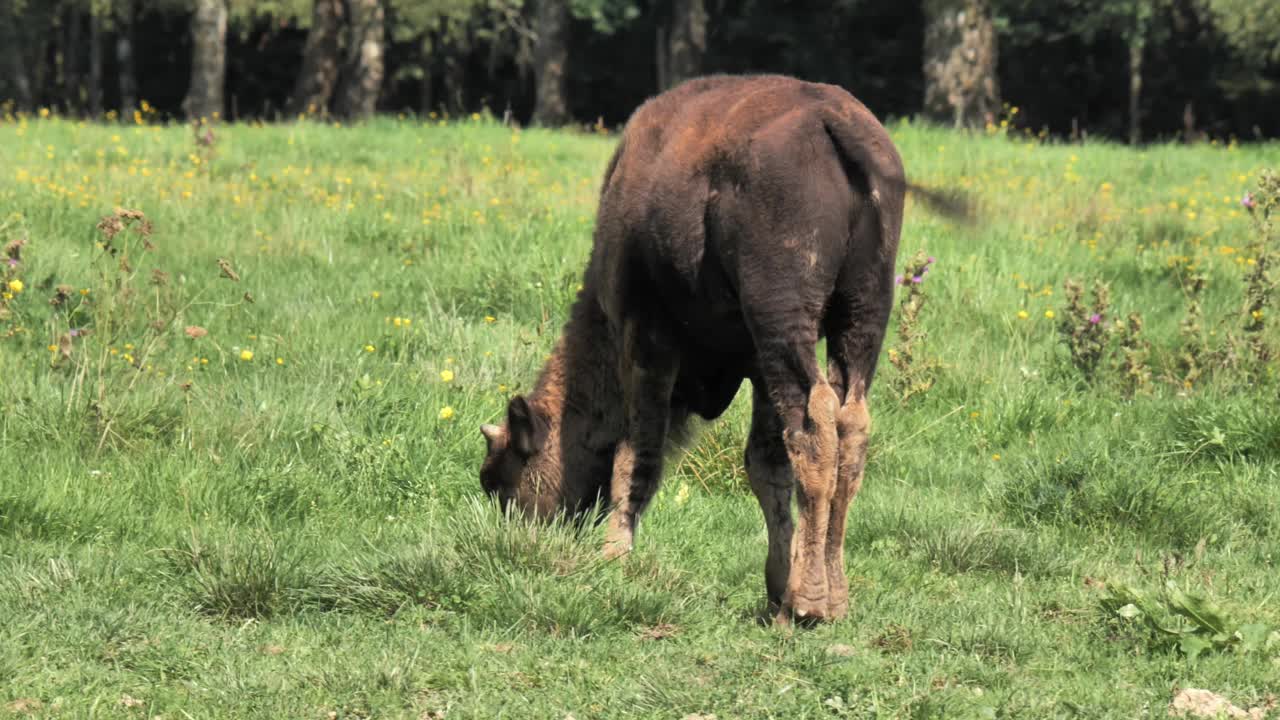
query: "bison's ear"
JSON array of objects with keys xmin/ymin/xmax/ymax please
[{"xmin": 506, "ymin": 395, "xmax": 548, "ymax": 457}]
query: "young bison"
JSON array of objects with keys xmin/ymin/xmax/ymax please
[{"xmin": 480, "ymin": 74, "xmax": 913, "ymax": 622}]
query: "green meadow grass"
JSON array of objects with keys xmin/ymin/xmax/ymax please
[{"xmin": 1, "ymin": 112, "xmax": 1278, "ymax": 718}]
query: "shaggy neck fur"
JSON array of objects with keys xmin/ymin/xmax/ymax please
[{"xmin": 524, "ymin": 288, "xmax": 626, "ymax": 512}]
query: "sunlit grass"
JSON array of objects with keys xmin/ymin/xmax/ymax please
[{"xmin": 1, "ymin": 111, "xmax": 1278, "ymax": 718}]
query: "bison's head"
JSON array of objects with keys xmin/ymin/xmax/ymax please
[
  {"xmin": 480, "ymin": 391, "xmax": 616, "ymax": 524},
  {"xmin": 479, "ymin": 395, "xmax": 566, "ymax": 520}
]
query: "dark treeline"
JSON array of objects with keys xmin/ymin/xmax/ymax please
[{"xmin": 2, "ymin": 0, "xmax": 1278, "ymax": 142}]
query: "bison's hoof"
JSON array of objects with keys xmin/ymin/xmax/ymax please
[
  {"xmin": 602, "ymin": 540, "xmax": 632, "ymax": 560},
  {"xmin": 826, "ymin": 597, "xmax": 849, "ymax": 620},
  {"xmin": 782, "ymin": 591, "xmax": 832, "ymax": 623}
]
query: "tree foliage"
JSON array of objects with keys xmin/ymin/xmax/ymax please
[
  {"xmin": 1, "ymin": 0, "xmax": 1278, "ymax": 141},
  {"xmin": 1201, "ymin": 0, "xmax": 1280, "ymax": 66}
]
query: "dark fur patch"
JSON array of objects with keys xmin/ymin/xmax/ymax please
[{"xmin": 482, "ymin": 73, "xmax": 909, "ymax": 521}]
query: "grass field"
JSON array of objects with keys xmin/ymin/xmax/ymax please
[{"xmin": 1, "ymin": 109, "xmax": 1279, "ymax": 719}]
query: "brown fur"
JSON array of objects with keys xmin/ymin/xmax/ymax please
[{"xmin": 480, "ymin": 73, "xmax": 917, "ymax": 622}]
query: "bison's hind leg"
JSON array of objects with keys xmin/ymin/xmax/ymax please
[
  {"xmin": 741, "ymin": 291, "xmax": 842, "ymax": 621},
  {"xmin": 824, "ymin": 385, "xmax": 869, "ymax": 620},
  {"xmin": 821, "ymin": 262, "xmax": 894, "ymax": 620},
  {"xmin": 745, "ymin": 379, "xmax": 794, "ymax": 616},
  {"xmin": 780, "ymin": 381, "xmax": 840, "ymax": 621}
]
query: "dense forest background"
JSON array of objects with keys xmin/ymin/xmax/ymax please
[{"xmin": 1, "ymin": 0, "xmax": 1278, "ymax": 142}]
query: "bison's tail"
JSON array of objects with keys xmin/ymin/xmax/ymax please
[
  {"xmin": 821, "ymin": 110, "xmax": 976, "ymax": 240},
  {"xmin": 821, "ymin": 111, "xmax": 908, "ymax": 259},
  {"xmin": 905, "ymin": 182, "xmax": 977, "ymax": 226}
]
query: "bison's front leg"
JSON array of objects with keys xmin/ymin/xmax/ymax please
[
  {"xmin": 603, "ymin": 440, "xmax": 636, "ymax": 558},
  {"xmin": 603, "ymin": 320, "xmax": 678, "ymax": 560}
]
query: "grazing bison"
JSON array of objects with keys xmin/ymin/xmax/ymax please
[{"xmin": 480, "ymin": 74, "xmax": 927, "ymax": 622}]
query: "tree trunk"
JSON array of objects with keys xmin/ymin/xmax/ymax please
[
  {"xmin": 531, "ymin": 0, "xmax": 569, "ymax": 127},
  {"xmin": 1127, "ymin": 36, "xmax": 1143, "ymax": 145},
  {"xmin": 183, "ymin": 0, "xmax": 227, "ymax": 121},
  {"xmin": 419, "ymin": 54, "xmax": 435, "ymax": 116},
  {"xmin": 287, "ymin": 0, "xmax": 344, "ymax": 117},
  {"xmin": 435, "ymin": 18, "xmax": 467, "ymax": 115},
  {"xmin": 32, "ymin": 35, "xmax": 49, "ymax": 108},
  {"xmin": 0, "ymin": 2, "xmax": 34, "ymax": 111},
  {"xmin": 88, "ymin": 10, "xmax": 103, "ymax": 117},
  {"xmin": 116, "ymin": 1, "xmax": 137, "ymax": 115},
  {"xmin": 443, "ymin": 47, "xmax": 468, "ymax": 115},
  {"xmin": 922, "ymin": 0, "xmax": 999, "ymax": 129},
  {"xmin": 335, "ymin": 0, "xmax": 385, "ymax": 122},
  {"xmin": 665, "ymin": 0, "xmax": 706, "ymax": 89},
  {"xmin": 655, "ymin": 24, "xmax": 668, "ymax": 92},
  {"xmin": 65, "ymin": 8, "xmax": 82, "ymax": 113},
  {"xmin": 1182, "ymin": 100, "xmax": 1200, "ymax": 143}
]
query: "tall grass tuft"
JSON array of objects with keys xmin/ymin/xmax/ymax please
[{"xmin": 161, "ymin": 526, "xmax": 309, "ymax": 620}]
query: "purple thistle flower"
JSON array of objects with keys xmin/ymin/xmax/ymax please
[
  {"xmin": 69, "ymin": 328, "xmax": 82, "ymax": 337},
  {"xmin": 1088, "ymin": 313, "xmax": 1101, "ymax": 325},
  {"xmin": 6, "ymin": 258, "xmax": 16, "ymax": 268},
  {"xmin": 927, "ymin": 256, "xmax": 936, "ymax": 264},
  {"xmin": 911, "ymin": 275, "xmax": 923, "ymax": 284},
  {"xmin": 894, "ymin": 274, "xmax": 903, "ymax": 285},
  {"xmin": 1242, "ymin": 192, "xmax": 1256, "ymax": 210}
]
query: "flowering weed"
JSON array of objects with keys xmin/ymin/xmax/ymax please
[
  {"xmin": 886, "ymin": 249, "xmax": 941, "ymax": 403},
  {"xmin": 1056, "ymin": 277, "xmax": 1111, "ymax": 382},
  {"xmin": 1113, "ymin": 312, "xmax": 1152, "ymax": 397},
  {"xmin": 10, "ymin": 209, "xmax": 249, "ymax": 450},
  {"xmin": 1176, "ymin": 272, "xmax": 1209, "ymax": 390},
  {"xmin": 1236, "ymin": 170, "xmax": 1278, "ymax": 380}
]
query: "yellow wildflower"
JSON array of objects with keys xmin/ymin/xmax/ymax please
[
  {"xmin": 7, "ymin": 279, "xmax": 22, "ymax": 293},
  {"xmin": 440, "ymin": 369, "xmax": 454, "ymax": 383},
  {"xmin": 1044, "ymin": 310, "xmax": 1056, "ymax": 319},
  {"xmin": 439, "ymin": 406, "xmax": 455, "ymax": 421},
  {"xmin": 1017, "ymin": 310, "xmax": 1029, "ymax": 320},
  {"xmin": 240, "ymin": 349, "xmax": 254, "ymax": 361},
  {"xmin": 364, "ymin": 344, "xmax": 375, "ymax": 353},
  {"xmin": 675, "ymin": 482, "xmax": 691, "ymax": 506}
]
